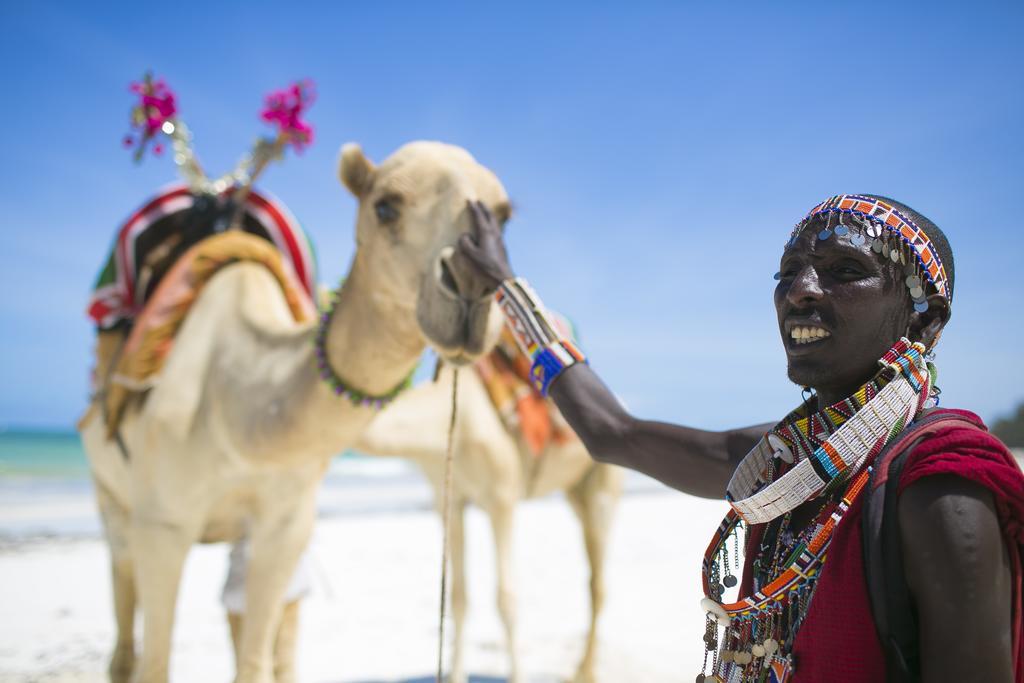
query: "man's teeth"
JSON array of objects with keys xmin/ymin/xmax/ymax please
[{"xmin": 790, "ymin": 326, "xmax": 831, "ymax": 344}]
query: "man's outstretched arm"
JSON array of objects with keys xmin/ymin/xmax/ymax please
[{"xmin": 459, "ymin": 200, "xmax": 766, "ymax": 499}]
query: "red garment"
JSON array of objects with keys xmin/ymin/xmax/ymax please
[{"xmin": 739, "ymin": 409, "xmax": 1024, "ymax": 682}]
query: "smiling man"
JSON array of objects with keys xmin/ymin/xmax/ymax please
[{"xmin": 457, "ymin": 194, "xmax": 1024, "ymax": 682}]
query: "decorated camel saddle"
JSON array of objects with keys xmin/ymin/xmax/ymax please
[
  {"xmin": 86, "ymin": 74, "xmax": 318, "ymax": 436},
  {"xmin": 475, "ymin": 315, "xmax": 579, "ymax": 456}
]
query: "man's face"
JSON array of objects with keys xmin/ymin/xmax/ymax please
[{"xmin": 774, "ymin": 216, "xmax": 912, "ymax": 401}]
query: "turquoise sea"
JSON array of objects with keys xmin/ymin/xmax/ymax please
[
  {"xmin": 0, "ymin": 429, "xmax": 90, "ymax": 480},
  {"xmin": 0, "ymin": 428, "xmax": 434, "ymax": 541},
  {"xmin": 0, "ymin": 429, "xmax": 98, "ymax": 541}
]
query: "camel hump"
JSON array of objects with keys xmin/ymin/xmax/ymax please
[{"xmin": 97, "ymin": 232, "xmax": 317, "ymax": 438}]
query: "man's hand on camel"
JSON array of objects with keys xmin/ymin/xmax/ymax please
[{"xmin": 459, "ymin": 200, "xmax": 516, "ymax": 288}]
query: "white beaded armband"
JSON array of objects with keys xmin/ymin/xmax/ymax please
[{"xmin": 494, "ymin": 278, "xmax": 587, "ymax": 395}]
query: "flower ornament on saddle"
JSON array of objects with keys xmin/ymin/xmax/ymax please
[
  {"xmin": 124, "ymin": 73, "xmax": 177, "ymax": 160},
  {"xmin": 122, "ymin": 71, "xmax": 315, "ymax": 219},
  {"xmin": 260, "ymin": 80, "xmax": 315, "ymax": 152}
]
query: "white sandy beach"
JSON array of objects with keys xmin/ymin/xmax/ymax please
[{"xmin": 0, "ymin": 463, "xmax": 726, "ymax": 683}]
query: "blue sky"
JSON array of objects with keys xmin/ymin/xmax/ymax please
[{"xmin": 1, "ymin": 1, "xmax": 1022, "ymax": 430}]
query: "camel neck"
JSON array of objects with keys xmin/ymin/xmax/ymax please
[
  {"xmin": 231, "ymin": 256, "xmax": 425, "ymax": 462},
  {"xmin": 319, "ymin": 255, "xmax": 425, "ymax": 398}
]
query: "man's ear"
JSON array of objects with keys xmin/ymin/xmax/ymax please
[
  {"xmin": 910, "ymin": 293, "xmax": 951, "ymax": 348},
  {"xmin": 338, "ymin": 143, "xmax": 375, "ymax": 198}
]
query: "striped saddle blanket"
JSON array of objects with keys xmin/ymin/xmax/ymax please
[{"xmin": 87, "ymin": 182, "xmax": 317, "ymax": 330}]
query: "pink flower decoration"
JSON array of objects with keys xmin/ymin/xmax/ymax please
[
  {"xmin": 260, "ymin": 80, "xmax": 315, "ymax": 152},
  {"xmin": 125, "ymin": 72, "xmax": 177, "ymax": 159}
]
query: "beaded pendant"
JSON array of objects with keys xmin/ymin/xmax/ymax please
[{"xmin": 696, "ymin": 469, "xmax": 870, "ymax": 682}]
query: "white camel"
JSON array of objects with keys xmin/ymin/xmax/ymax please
[
  {"xmin": 78, "ymin": 141, "xmax": 511, "ymax": 683},
  {"xmin": 354, "ymin": 361, "xmax": 624, "ymax": 683}
]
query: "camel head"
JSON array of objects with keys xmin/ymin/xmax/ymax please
[{"xmin": 339, "ymin": 141, "xmax": 510, "ymax": 364}]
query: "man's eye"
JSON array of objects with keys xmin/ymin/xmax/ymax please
[
  {"xmin": 832, "ymin": 266, "xmax": 867, "ymax": 279},
  {"xmin": 374, "ymin": 199, "xmax": 399, "ymax": 223}
]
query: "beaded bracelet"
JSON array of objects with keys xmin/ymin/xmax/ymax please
[
  {"xmin": 495, "ymin": 278, "xmax": 587, "ymax": 396},
  {"xmin": 530, "ymin": 339, "xmax": 587, "ymax": 395}
]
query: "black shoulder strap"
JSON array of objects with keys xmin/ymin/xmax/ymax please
[{"xmin": 861, "ymin": 411, "xmax": 978, "ymax": 682}]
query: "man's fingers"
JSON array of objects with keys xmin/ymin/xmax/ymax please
[
  {"xmin": 483, "ymin": 203, "xmax": 503, "ymax": 238},
  {"xmin": 458, "ymin": 232, "xmax": 477, "ymax": 254},
  {"xmin": 472, "ymin": 200, "xmax": 497, "ymax": 235},
  {"xmin": 467, "ymin": 200, "xmax": 484, "ymax": 243}
]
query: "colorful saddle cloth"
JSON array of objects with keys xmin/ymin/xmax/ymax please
[
  {"xmin": 474, "ymin": 315, "xmax": 579, "ymax": 456},
  {"xmin": 88, "ymin": 182, "xmax": 317, "ymax": 330}
]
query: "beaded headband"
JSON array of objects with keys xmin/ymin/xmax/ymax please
[{"xmin": 785, "ymin": 194, "xmax": 950, "ymax": 311}]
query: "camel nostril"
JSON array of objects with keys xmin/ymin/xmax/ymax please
[
  {"xmin": 436, "ymin": 246, "xmax": 460, "ymax": 296},
  {"xmin": 439, "ymin": 258, "xmax": 459, "ymax": 297},
  {"xmin": 436, "ymin": 244, "xmax": 494, "ymax": 301}
]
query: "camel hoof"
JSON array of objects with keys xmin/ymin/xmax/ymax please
[
  {"xmin": 108, "ymin": 644, "xmax": 134, "ymax": 683},
  {"xmin": 571, "ymin": 666, "xmax": 597, "ymax": 683}
]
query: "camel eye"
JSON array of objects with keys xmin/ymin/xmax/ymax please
[{"xmin": 374, "ymin": 198, "xmax": 400, "ymax": 224}]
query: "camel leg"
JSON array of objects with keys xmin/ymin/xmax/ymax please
[
  {"xmin": 488, "ymin": 500, "xmax": 521, "ymax": 683},
  {"xmin": 109, "ymin": 552, "xmax": 137, "ymax": 683},
  {"xmin": 235, "ymin": 498, "xmax": 315, "ymax": 683},
  {"xmin": 566, "ymin": 465, "xmax": 621, "ymax": 683},
  {"xmin": 94, "ymin": 482, "xmax": 136, "ymax": 683},
  {"xmin": 131, "ymin": 517, "xmax": 194, "ymax": 683},
  {"xmin": 225, "ymin": 538, "xmax": 303, "ymax": 683},
  {"xmin": 228, "ymin": 612, "xmax": 243, "ymax": 669},
  {"xmin": 229, "ymin": 601, "xmax": 300, "ymax": 683},
  {"xmin": 273, "ymin": 601, "xmax": 300, "ymax": 683},
  {"xmin": 447, "ymin": 499, "xmax": 468, "ymax": 683}
]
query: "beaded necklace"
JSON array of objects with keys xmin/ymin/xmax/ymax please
[
  {"xmin": 754, "ymin": 495, "xmax": 833, "ymax": 594},
  {"xmin": 726, "ymin": 339, "xmax": 932, "ymax": 525},
  {"xmin": 313, "ymin": 288, "xmax": 414, "ymax": 408},
  {"xmin": 695, "ymin": 339, "xmax": 934, "ymax": 683}
]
